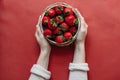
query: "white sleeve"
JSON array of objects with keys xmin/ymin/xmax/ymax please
[
  {"xmin": 69, "ymin": 63, "xmax": 89, "ymax": 80},
  {"xmin": 29, "ymin": 64, "xmax": 51, "ymax": 80}
]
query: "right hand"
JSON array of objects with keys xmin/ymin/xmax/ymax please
[{"xmin": 35, "ymin": 25, "xmax": 51, "ymax": 51}]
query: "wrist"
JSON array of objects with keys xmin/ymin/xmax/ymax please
[
  {"xmin": 40, "ymin": 47, "xmax": 51, "ymax": 55},
  {"xmin": 75, "ymin": 40, "xmax": 85, "ymax": 47},
  {"xmin": 74, "ymin": 41, "xmax": 86, "ymax": 63},
  {"xmin": 37, "ymin": 48, "xmax": 51, "ymax": 69},
  {"xmin": 41, "ymin": 45, "xmax": 51, "ymax": 52}
]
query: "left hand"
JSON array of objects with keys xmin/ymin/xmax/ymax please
[
  {"xmin": 72, "ymin": 9, "xmax": 88, "ymax": 63},
  {"xmin": 75, "ymin": 9, "xmax": 88, "ymax": 44}
]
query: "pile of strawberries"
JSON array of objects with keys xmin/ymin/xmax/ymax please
[{"xmin": 42, "ymin": 5, "xmax": 78, "ymax": 43}]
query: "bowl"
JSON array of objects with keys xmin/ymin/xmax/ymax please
[{"xmin": 38, "ymin": 2, "xmax": 81, "ymax": 46}]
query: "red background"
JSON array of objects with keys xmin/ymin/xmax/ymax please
[{"xmin": 0, "ymin": 0, "xmax": 120, "ymax": 80}]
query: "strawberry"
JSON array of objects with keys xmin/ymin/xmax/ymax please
[
  {"xmin": 43, "ymin": 29, "xmax": 52, "ymax": 38},
  {"xmin": 69, "ymin": 26, "xmax": 77, "ymax": 35},
  {"xmin": 45, "ymin": 8, "xmax": 56, "ymax": 17},
  {"xmin": 55, "ymin": 5, "xmax": 64, "ymax": 14},
  {"xmin": 65, "ymin": 15, "xmax": 78, "ymax": 26},
  {"xmin": 59, "ymin": 22, "xmax": 69, "ymax": 32},
  {"xmin": 48, "ymin": 18, "xmax": 58, "ymax": 30},
  {"xmin": 42, "ymin": 6, "xmax": 79, "ymax": 44},
  {"xmin": 64, "ymin": 7, "xmax": 73, "ymax": 15},
  {"xmin": 64, "ymin": 32, "xmax": 72, "ymax": 40},
  {"xmin": 53, "ymin": 27, "xmax": 62, "ymax": 35},
  {"xmin": 55, "ymin": 15, "xmax": 64, "ymax": 24},
  {"xmin": 55, "ymin": 35, "xmax": 65, "ymax": 43},
  {"xmin": 42, "ymin": 16, "xmax": 50, "ymax": 26}
]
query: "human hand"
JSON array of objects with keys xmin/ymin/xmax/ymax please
[
  {"xmin": 75, "ymin": 9, "xmax": 88, "ymax": 44},
  {"xmin": 35, "ymin": 25, "xmax": 51, "ymax": 51},
  {"xmin": 73, "ymin": 9, "xmax": 88, "ymax": 63},
  {"xmin": 35, "ymin": 24, "xmax": 51, "ymax": 69}
]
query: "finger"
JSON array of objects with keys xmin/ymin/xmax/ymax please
[
  {"xmin": 36, "ymin": 25, "xmax": 44, "ymax": 38},
  {"xmin": 37, "ymin": 15, "xmax": 42, "ymax": 25},
  {"xmin": 75, "ymin": 8, "xmax": 84, "ymax": 20},
  {"xmin": 37, "ymin": 25, "xmax": 41, "ymax": 33},
  {"xmin": 35, "ymin": 30, "xmax": 39, "ymax": 38},
  {"xmin": 36, "ymin": 24, "xmax": 39, "ymax": 30},
  {"xmin": 75, "ymin": 8, "xmax": 88, "ymax": 27},
  {"xmin": 38, "ymin": 15, "xmax": 41, "ymax": 23},
  {"xmin": 81, "ymin": 22, "xmax": 88, "ymax": 32},
  {"xmin": 37, "ymin": 26, "xmax": 43, "ymax": 36},
  {"xmin": 35, "ymin": 29, "xmax": 40, "ymax": 46},
  {"xmin": 81, "ymin": 19, "xmax": 85, "ymax": 25},
  {"xmin": 75, "ymin": 8, "xmax": 86, "ymax": 32},
  {"xmin": 36, "ymin": 25, "xmax": 42, "ymax": 33},
  {"xmin": 36, "ymin": 25, "xmax": 42, "ymax": 35},
  {"xmin": 36, "ymin": 25, "xmax": 38, "ymax": 31},
  {"xmin": 80, "ymin": 18, "xmax": 86, "ymax": 30},
  {"xmin": 35, "ymin": 31, "xmax": 39, "ymax": 41},
  {"xmin": 82, "ymin": 21, "xmax": 88, "ymax": 30},
  {"xmin": 36, "ymin": 25, "xmax": 40, "ymax": 36},
  {"xmin": 75, "ymin": 8, "xmax": 83, "ymax": 28},
  {"xmin": 85, "ymin": 23, "xmax": 88, "ymax": 28},
  {"xmin": 81, "ymin": 18, "xmax": 88, "ymax": 29}
]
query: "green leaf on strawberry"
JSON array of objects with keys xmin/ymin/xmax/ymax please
[
  {"xmin": 64, "ymin": 7, "xmax": 73, "ymax": 15},
  {"xmin": 50, "ymin": 18, "xmax": 57, "ymax": 26},
  {"xmin": 55, "ymin": 16, "xmax": 64, "ymax": 24},
  {"xmin": 74, "ymin": 19, "xmax": 78, "ymax": 26},
  {"xmin": 57, "ymin": 31, "xmax": 63, "ymax": 35},
  {"xmin": 45, "ymin": 11, "xmax": 49, "ymax": 16},
  {"xmin": 54, "ymin": 27, "xmax": 63, "ymax": 35},
  {"xmin": 59, "ymin": 22, "xmax": 69, "ymax": 32},
  {"xmin": 46, "ymin": 35, "xmax": 52, "ymax": 39},
  {"xmin": 64, "ymin": 12, "xmax": 69, "ymax": 16}
]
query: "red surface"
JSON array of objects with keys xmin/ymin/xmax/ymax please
[{"xmin": 0, "ymin": 0, "xmax": 120, "ymax": 80}]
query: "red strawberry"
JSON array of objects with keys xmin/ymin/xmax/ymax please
[
  {"xmin": 42, "ymin": 16, "xmax": 50, "ymax": 26},
  {"xmin": 46, "ymin": 8, "xmax": 56, "ymax": 17},
  {"xmin": 44, "ymin": 29, "xmax": 52, "ymax": 38},
  {"xmin": 54, "ymin": 27, "xmax": 62, "ymax": 35},
  {"xmin": 64, "ymin": 32, "xmax": 72, "ymax": 40},
  {"xmin": 55, "ymin": 5, "xmax": 64, "ymax": 14},
  {"xmin": 55, "ymin": 15, "xmax": 64, "ymax": 24},
  {"xmin": 59, "ymin": 22, "xmax": 69, "ymax": 32},
  {"xmin": 65, "ymin": 15, "xmax": 78, "ymax": 26},
  {"xmin": 64, "ymin": 7, "xmax": 73, "ymax": 15},
  {"xmin": 55, "ymin": 35, "xmax": 65, "ymax": 43},
  {"xmin": 69, "ymin": 26, "xmax": 77, "ymax": 35},
  {"xmin": 48, "ymin": 18, "xmax": 58, "ymax": 30}
]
